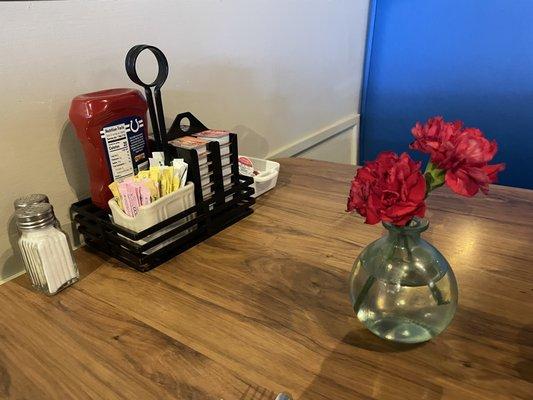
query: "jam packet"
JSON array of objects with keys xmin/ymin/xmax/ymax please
[{"xmin": 238, "ymin": 156, "xmax": 255, "ymax": 177}]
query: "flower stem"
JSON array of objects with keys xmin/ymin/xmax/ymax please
[
  {"xmin": 353, "ymin": 275, "xmax": 376, "ymax": 315},
  {"xmin": 424, "ymin": 161, "xmax": 446, "ymax": 197}
]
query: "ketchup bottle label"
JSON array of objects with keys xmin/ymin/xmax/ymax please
[{"xmin": 100, "ymin": 116, "xmax": 149, "ymax": 181}]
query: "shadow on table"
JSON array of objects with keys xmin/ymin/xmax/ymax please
[
  {"xmin": 299, "ymin": 330, "xmax": 441, "ymax": 400},
  {"xmin": 340, "ymin": 328, "xmax": 427, "ymax": 353}
]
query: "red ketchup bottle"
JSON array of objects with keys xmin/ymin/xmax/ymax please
[{"xmin": 69, "ymin": 88, "xmax": 150, "ymax": 209}]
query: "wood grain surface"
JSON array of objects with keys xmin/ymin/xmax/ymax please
[{"xmin": 1, "ymin": 158, "xmax": 532, "ymax": 399}]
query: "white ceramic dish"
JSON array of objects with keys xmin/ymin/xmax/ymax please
[{"xmin": 241, "ymin": 156, "xmax": 280, "ymax": 197}]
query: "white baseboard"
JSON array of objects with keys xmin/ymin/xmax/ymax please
[
  {"xmin": 351, "ymin": 123, "xmax": 360, "ymax": 165},
  {"xmin": 267, "ymin": 114, "xmax": 359, "ymax": 159},
  {"xmin": 0, "ymin": 269, "xmax": 25, "ymax": 285}
]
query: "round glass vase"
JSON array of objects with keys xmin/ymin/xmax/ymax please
[{"xmin": 349, "ymin": 217, "xmax": 458, "ymax": 344}]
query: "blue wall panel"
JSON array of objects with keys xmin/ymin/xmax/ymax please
[{"xmin": 360, "ymin": 0, "xmax": 533, "ymax": 188}]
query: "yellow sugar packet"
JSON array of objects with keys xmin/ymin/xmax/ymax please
[
  {"xmin": 172, "ymin": 173, "xmax": 180, "ymax": 192},
  {"xmin": 137, "ymin": 170, "xmax": 150, "ymax": 180},
  {"xmin": 149, "ymin": 166, "xmax": 161, "ymax": 198},
  {"xmin": 160, "ymin": 166, "xmax": 174, "ymax": 196},
  {"xmin": 141, "ymin": 178, "xmax": 159, "ymax": 202},
  {"xmin": 108, "ymin": 181, "xmax": 123, "ymax": 210}
]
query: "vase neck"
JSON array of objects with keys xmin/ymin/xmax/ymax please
[{"xmin": 382, "ymin": 217, "xmax": 429, "ymax": 240}]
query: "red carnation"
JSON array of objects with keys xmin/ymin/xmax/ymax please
[
  {"xmin": 347, "ymin": 152, "xmax": 426, "ymax": 226},
  {"xmin": 410, "ymin": 116, "xmax": 463, "ymax": 166},
  {"xmin": 443, "ymin": 128, "xmax": 505, "ymax": 196},
  {"xmin": 410, "ymin": 117, "xmax": 505, "ymax": 197}
]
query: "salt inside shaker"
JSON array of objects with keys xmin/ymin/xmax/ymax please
[{"xmin": 16, "ymin": 203, "xmax": 79, "ymax": 295}]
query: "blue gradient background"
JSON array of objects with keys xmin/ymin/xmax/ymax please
[{"xmin": 360, "ymin": 0, "xmax": 533, "ymax": 188}]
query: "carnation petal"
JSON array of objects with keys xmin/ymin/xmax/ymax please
[
  {"xmin": 407, "ymin": 175, "xmax": 427, "ymax": 202},
  {"xmin": 445, "ymin": 169, "xmax": 479, "ymax": 197},
  {"xmin": 385, "ymin": 203, "xmax": 419, "ymax": 218},
  {"xmin": 365, "ymin": 207, "xmax": 381, "ymax": 225},
  {"xmin": 483, "ymin": 163, "xmax": 505, "ymax": 182}
]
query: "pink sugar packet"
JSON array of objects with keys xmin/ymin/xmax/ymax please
[
  {"xmin": 127, "ymin": 182, "xmax": 141, "ymax": 217},
  {"xmin": 140, "ymin": 184, "xmax": 151, "ymax": 206},
  {"xmin": 118, "ymin": 182, "xmax": 133, "ymax": 217},
  {"xmin": 118, "ymin": 181, "xmax": 141, "ymax": 217}
]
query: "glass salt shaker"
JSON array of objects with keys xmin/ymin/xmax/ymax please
[{"xmin": 16, "ymin": 203, "xmax": 79, "ymax": 295}]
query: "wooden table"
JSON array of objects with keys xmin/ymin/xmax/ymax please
[{"xmin": 1, "ymin": 158, "xmax": 532, "ymax": 400}]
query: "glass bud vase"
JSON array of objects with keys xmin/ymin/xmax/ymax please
[{"xmin": 349, "ymin": 217, "xmax": 458, "ymax": 343}]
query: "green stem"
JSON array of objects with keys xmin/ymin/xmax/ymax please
[
  {"xmin": 424, "ymin": 161, "xmax": 446, "ymax": 197},
  {"xmin": 353, "ymin": 275, "xmax": 376, "ymax": 315},
  {"xmin": 428, "ymin": 280, "xmax": 447, "ymax": 306},
  {"xmin": 402, "ymin": 234, "xmax": 413, "ymax": 261}
]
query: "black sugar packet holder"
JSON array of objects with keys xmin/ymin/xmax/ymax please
[{"xmin": 70, "ymin": 112, "xmax": 255, "ymax": 271}]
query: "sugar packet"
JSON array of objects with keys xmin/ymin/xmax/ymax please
[
  {"xmin": 148, "ymin": 151, "xmax": 165, "ymax": 167},
  {"xmin": 172, "ymin": 159, "xmax": 188, "ymax": 190}
]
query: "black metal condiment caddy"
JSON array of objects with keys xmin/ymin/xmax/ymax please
[
  {"xmin": 71, "ymin": 112, "xmax": 255, "ymax": 271},
  {"xmin": 70, "ymin": 44, "xmax": 255, "ymax": 271}
]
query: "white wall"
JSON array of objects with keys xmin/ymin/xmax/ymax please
[{"xmin": 0, "ymin": 0, "xmax": 369, "ymax": 281}]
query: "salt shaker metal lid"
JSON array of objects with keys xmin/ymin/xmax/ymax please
[
  {"xmin": 15, "ymin": 203, "xmax": 56, "ymax": 230},
  {"xmin": 14, "ymin": 194, "xmax": 50, "ymax": 210}
]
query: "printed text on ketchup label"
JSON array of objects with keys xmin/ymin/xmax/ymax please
[{"xmin": 100, "ymin": 116, "xmax": 149, "ymax": 181}]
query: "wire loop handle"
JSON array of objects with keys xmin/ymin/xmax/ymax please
[{"xmin": 125, "ymin": 44, "xmax": 169, "ymax": 155}]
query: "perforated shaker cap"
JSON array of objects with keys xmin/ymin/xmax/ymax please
[
  {"xmin": 15, "ymin": 203, "xmax": 56, "ymax": 230},
  {"xmin": 14, "ymin": 194, "xmax": 50, "ymax": 210}
]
